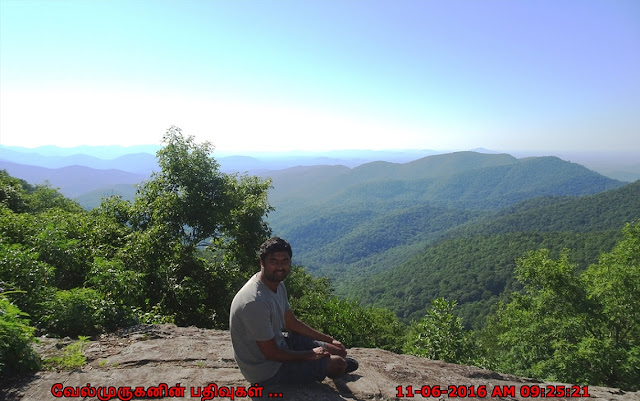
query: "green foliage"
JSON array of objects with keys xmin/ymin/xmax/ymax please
[
  {"xmin": 0, "ymin": 170, "xmax": 30, "ymax": 213},
  {"xmin": 0, "ymin": 240, "xmax": 55, "ymax": 319},
  {"xmin": 403, "ymin": 297, "xmax": 473, "ymax": 364},
  {"xmin": 40, "ymin": 288, "xmax": 109, "ymax": 337},
  {"xmin": 287, "ymin": 266, "xmax": 405, "ymax": 353},
  {"xmin": 349, "ymin": 230, "xmax": 618, "ymax": 327},
  {"xmin": 0, "ymin": 292, "xmax": 42, "ymax": 377},
  {"xmin": 134, "ymin": 302, "xmax": 175, "ymax": 325},
  {"xmin": 131, "ymin": 126, "xmax": 272, "ymax": 255},
  {"xmin": 487, "ymin": 222, "xmax": 640, "ymax": 391},
  {"xmin": 87, "ymin": 257, "xmax": 144, "ymax": 309},
  {"xmin": 581, "ymin": 222, "xmax": 640, "ymax": 389},
  {"xmin": 117, "ymin": 126, "xmax": 272, "ymax": 328},
  {"xmin": 87, "ymin": 198, "xmax": 132, "ymax": 259},
  {"xmin": 33, "ymin": 210, "xmax": 92, "ymax": 289},
  {"xmin": 44, "ymin": 336, "xmax": 89, "ymax": 370}
]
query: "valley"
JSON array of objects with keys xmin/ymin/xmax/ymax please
[{"xmin": 1, "ymin": 145, "xmax": 638, "ymax": 329}]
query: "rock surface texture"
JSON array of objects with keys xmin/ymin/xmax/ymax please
[{"xmin": 3, "ymin": 324, "xmax": 638, "ymax": 400}]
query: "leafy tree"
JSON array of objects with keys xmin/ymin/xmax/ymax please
[
  {"xmin": 131, "ymin": 126, "xmax": 272, "ymax": 255},
  {"xmin": 488, "ymin": 222, "xmax": 640, "ymax": 390},
  {"xmin": 119, "ymin": 126, "xmax": 272, "ymax": 327},
  {"xmin": 403, "ymin": 297, "xmax": 473, "ymax": 363},
  {"xmin": 0, "ymin": 291, "xmax": 42, "ymax": 377},
  {"xmin": 0, "ymin": 170, "xmax": 30, "ymax": 213},
  {"xmin": 0, "ymin": 240, "xmax": 55, "ymax": 319},
  {"xmin": 581, "ymin": 222, "xmax": 640, "ymax": 389}
]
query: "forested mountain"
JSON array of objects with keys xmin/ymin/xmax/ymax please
[
  {"xmin": 254, "ymin": 152, "xmax": 637, "ymax": 330},
  {"xmin": 265, "ymin": 152, "xmax": 625, "ymax": 282},
  {"xmin": 265, "ymin": 151, "xmax": 518, "ymax": 205},
  {"xmin": 343, "ymin": 180, "xmax": 640, "ymax": 328},
  {"xmin": 266, "ymin": 152, "xmax": 622, "ymax": 209}
]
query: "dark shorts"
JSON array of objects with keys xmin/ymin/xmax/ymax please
[{"xmin": 261, "ymin": 333, "xmax": 329, "ymax": 385}]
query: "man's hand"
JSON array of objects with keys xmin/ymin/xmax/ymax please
[
  {"xmin": 324, "ymin": 339, "xmax": 347, "ymax": 358},
  {"xmin": 331, "ymin": 339, "xmax": 346, "ymax": 353},
  {"xmin": 310, "ymin": 346, "xmax": 330, "ymax": 360}
]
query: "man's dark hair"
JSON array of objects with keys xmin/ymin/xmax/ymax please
[{"xmin": 259, "ymin": 237, "xmax": 292, "ymax": 262}]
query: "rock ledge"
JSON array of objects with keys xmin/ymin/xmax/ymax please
[{"xmin": 3, "ymin": 324, "xmax": 638, "ymax": 400}]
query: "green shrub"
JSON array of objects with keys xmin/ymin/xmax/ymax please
[
  {"xmin": 40, "ymin": 288, "xmax": 109, "ymax": 337},
  {"xmin": 0, "ymin": 292, "xmax": 41, "ymax": 376},
  {"xmin": 403, "ymin": 297, "xmax": 474, "ymax": 364},
  {"xmin": 0, "ymin": 242, "xmax": 55, "ymax": 318},
  {"xmin": 44, "ymin": 336, "xmax": 89, "ymax": 370},
  {"xmin": 288, "ymin": 266, "xmax": 406, "ymax": 352}
]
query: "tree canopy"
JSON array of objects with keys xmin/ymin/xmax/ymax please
[
  {"xmin": 1, "ymin": 127, "xmax": 274, "ymax": 336},
  {"xmin": 487, "ymin": 222, "xmax": 640, "ymax": 390}
]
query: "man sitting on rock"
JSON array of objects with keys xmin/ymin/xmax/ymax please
[{"xmin": 230, "ymin": 237, "xmax": 358, "ymax": 385}]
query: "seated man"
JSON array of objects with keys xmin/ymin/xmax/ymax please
[{"xmin": 230, "ymin": 237, "xmax": 358, "ymax": 385}]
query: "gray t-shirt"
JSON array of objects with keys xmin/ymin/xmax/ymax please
[{"xmin": 229, "ymin": 273, "xmax": 291, "ymax": 384}]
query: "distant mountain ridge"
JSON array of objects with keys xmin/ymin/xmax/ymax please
[
  {"xmin": 262, "ymin": 152, "xmax": 518, "ymax": 206},
  {"xmin": 262, "ymin": 152, "xmax": 625, "ymax": 285},
  {"xmin": 0, "ymin": 145, "xmax": 443, "ymax": 180},
  {"xmin": 0, "ymin": 144, "xmax": 162, "ymax": 159},
  {"xmin": 263, "ymin": 153, "xmax": 622, "ymax": 209},
  {"xmin": 0, "ymin": 160, "xmax": 148, "ymax": 198},
  {"xmin": 0, "ymin": 147, "xmax": 159, "ymax": 175},
  {"xmin": 3, "ymin": 144, "xmax": 638, "ymax": 181}
]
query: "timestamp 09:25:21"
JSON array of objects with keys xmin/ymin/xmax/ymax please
[{"xmin": 396, "ymin": 384, "xmax": 591, "ymax": 398}]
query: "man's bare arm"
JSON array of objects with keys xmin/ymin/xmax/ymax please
[
  {"xmin": 284, "ymin": 310, "xmax": 347, "ymax": 356},
  {"xmin": 256, "ymin": 337, "xmax": 328, "ymax": 362}
]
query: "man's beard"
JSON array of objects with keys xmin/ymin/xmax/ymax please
[{"xmin": 266, "ymin": 269, "xmax": 288, "ymax": 282}]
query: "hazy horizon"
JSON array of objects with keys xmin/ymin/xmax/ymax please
[{"xmin": 2, "ymin": 142, "xmax": 639, "ymax": 168}]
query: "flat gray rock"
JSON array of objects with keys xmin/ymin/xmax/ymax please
[{"xmin": 3, "ymin": 324, "xmax": 638, "ymax": 400}]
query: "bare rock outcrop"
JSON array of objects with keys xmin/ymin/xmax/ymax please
[{"xmin": 3, "ymin": 324, "xmax": 638, "ymax": 400}]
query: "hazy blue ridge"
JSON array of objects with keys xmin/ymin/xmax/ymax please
[
  {"xmin": 0, "ymin": 160, "xmax": 148, "ymax": 198},
  {"xmin": 0, "ymin": 144, "xmax": 161, "ymax": 159}
]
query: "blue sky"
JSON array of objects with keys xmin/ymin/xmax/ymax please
[{"xmin": 1, "ymin": 0, "xmax": 639, "ymax": 153}]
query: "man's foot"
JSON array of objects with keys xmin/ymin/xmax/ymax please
[{"xmin": 345, "ymin": 357, "xmax": 358, "ymax": 373}]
